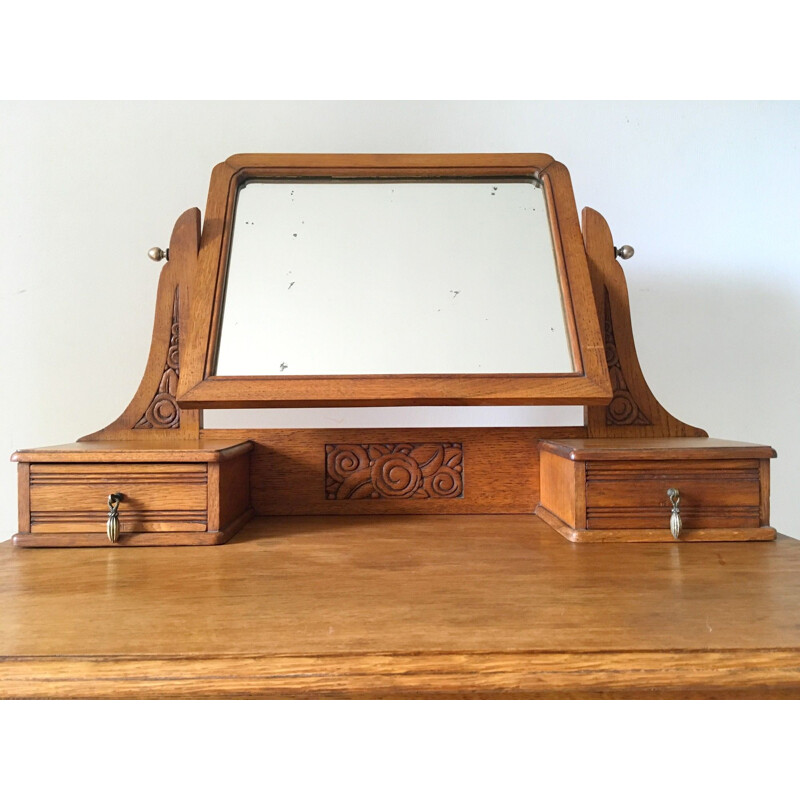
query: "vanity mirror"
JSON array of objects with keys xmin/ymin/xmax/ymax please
[
  {"xmin": 178, "ymin": 154, "xmax": 612, "ymax": 408},
  {"xmin": 215, "ymin": 177, "xmax": 575, "ymax": 377},
  {"xmin": 10, "ymin": 153, "xmax": 778, "ymax": 547}
]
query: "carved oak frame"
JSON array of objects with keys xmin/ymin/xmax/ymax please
[{"xmin": 176, "ymin": 154, "xmax": 613, "ymax": 409}]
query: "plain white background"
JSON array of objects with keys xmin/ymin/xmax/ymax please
[{"xmin": 2, "ymin": 101, "xmax": 798, "ymax": 539}]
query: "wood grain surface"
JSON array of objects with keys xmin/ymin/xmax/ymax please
[
  {"xmin": 202, "ymin": 426, "xmax": 584, "ymax": 515},
  {"xmin": 3, "ymin": 515, "xmax": 800, "ymax": 698},
  {"xmin": 12, "ymin": 440, "xmax": 253, "ymax": 462},
  {"xmin": 539, "ymin": 437, "xmax": 777, "ymax": 460}
]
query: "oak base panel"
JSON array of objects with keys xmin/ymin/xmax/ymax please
[
  {"xmin": 535, "ymin": 504, "xmax": 776, "ymax": 543},
  {"xmin": 2, "ymin": 648, "xmax": 799, "ymax": 699},
  {"xmin": 12, "ymin": 509, "xmax": 255, "ymax": 547}
]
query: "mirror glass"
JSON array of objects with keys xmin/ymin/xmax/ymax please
[{"xmin": 214, "ymin": 179, "xmax": 574, "ymax": 376}]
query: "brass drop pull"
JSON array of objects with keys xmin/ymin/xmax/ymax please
[
  {"xmin": 107, "ymin": 493, "xmax": 123, "ymax": 543},
  {"xmin": 667, "ymin": 488, "xmax": 682, "ymax": 540}
]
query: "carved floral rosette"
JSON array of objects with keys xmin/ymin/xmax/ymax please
[{"xmin": 325, "ymin": 443, "xmax": 463, "ymax": 500}]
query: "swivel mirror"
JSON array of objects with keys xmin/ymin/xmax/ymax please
[
  {"xmin": 178, "ymin": 154, "xmax": 612, "ymax": 407},
  {"xmin": 215, "ymin": 178, "xmax": 573, "ymax": 376}
]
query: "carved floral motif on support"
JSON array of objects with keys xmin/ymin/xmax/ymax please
[
  {"xmin": 134, "ymin": 288, "xmax": 181, "ymax": 429},
  {"xmin": 603, "ymin": 288, "xmax": 651, "ymax": 426},
  {"xmin": 325, "ymin": 443, "xmax": 464, "ymax": 500}
]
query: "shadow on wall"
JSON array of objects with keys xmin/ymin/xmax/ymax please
[{"xmin": 628, "ymin": 271, "xmax": 800, "ymax": 538}]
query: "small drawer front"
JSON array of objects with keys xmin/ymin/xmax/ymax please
[
  {"xmin": 29, "ymin": 463, "xmax": 208, "ymax": 533},
  {"xmin": 585, "ymin": 459, "xmax": 762, "ymax": 530}
]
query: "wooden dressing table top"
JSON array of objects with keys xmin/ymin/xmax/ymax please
[{"xmin": 2, "ymin": 515, "xmax": 800, "ymax": 698}]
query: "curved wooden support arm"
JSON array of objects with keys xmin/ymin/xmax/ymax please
[
  {"xmin": 582, "ymin": 207, "xmax": 706, "ymax": 438},
  {"xmin": 80, "ymin": 208, "xmax": 202, "ymax": 441}
]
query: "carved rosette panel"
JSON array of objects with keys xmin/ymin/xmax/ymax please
[
  {"xmin": 603, "ymin": 288, "xmax": 650, "ymax": 426},
  {"xmin": 134, "ymin": 288, "xmax": 181, "ymax": 429},
  {"xmin": 325, "ymin": 443, "xmax": 463, "ymax": 500}
]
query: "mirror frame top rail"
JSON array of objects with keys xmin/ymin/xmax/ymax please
[{"xmin": 177, "ymin": 154, "xmax": 612, "ymax": 409}]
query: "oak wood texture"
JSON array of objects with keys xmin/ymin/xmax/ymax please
[
  {"xmin": 538, "ymin": 451, "xmax": 584, "ymax": 529},
  {"xmin": 12, "ymin": 440, "xmax": 253, "ymax": 547},
  {"xmin": 80, "ymin": 208, "xmax": 202, "ymax": 441},
  {"xmin": 29, "ymin": 464, "xmax": 208, "ymax": 532},
  {"xmin": 536, "ymin": 504, "xmax": 775, "ymax": 544},
  {"xmin": 200, "ymin": 426, "xmax": 586, "ymax": 515},
  {"xmin": 581, "ymin": 207, "xmax": 707, "ymax": 438},
  {"xmin": 537, "ymin": 438, "xmax": 776, "ymax": 542},
  {"xmin": 12, "ymin": 439, "xmax": 254, "ymax": 462},
  {"xmin": 3, "ymin": 515, "xmax": 800, "ymax": 698},
  {"xmin": 540, "ymin": 437, "xmax": 777, "ymax": 460},
  {"xmin": 17, "ymin": 462, "xmax": 30, "ymax": 534},
  {"xmin": 178, "ymin": 154, "xmax": 612, "ymax": 409}
]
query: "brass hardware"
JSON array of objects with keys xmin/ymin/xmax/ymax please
[
  {"xmin": 107, "ymin": 493, "xmax": 123, "ymax": 543},
  {"xmin": 614, "ymin": 244, "xmax": 634, "ymax": 260},
  {"xmin": 148, "ymin": 247, "xmax": 169, "ymax": 262},
  {"xmin": 667, "ymin": 488, "xmax": 682, "ymax": 540}
]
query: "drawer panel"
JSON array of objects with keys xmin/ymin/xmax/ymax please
[
  {"xmin": 29, "ymin": 511, "xmax": 208, "ymax": 533},
  {"xmin": 587, "ymin": 506, "xmax": 761, "ymax": 530},
  {"xmin": 29, "ymin": 463, "xmax": 208, "ymax": 533},
  {"xmin": 585, "ymin": 459, "xmax": 761, "ymax": 531},
  {"xmin": 586, "ymin": 460, "xmax": 761, "ymax": 509}
]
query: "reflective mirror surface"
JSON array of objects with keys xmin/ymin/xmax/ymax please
[{"xmin": 215, "ymin": 179, "xmax": 574, "ymax": 376}]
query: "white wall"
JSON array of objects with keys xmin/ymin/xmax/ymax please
[{"xmin": 2, "ymin": 101, "xmax": 798, "ymax": 540}]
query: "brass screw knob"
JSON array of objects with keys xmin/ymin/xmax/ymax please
[
  {"xmin": 148, "ymin": 247, "xmax": 169, "ymax": 262},
  {"xmin": 615, "ymin": 244, "xmax": 634, "ymax": 260}
]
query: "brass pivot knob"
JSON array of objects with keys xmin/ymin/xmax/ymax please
[
  {"xmin": 614, "ymin": 244, "xmax": 634, "ymax": 260},
  {"xmin": 148, "ymin": 247, "xmax": 169, "ymax": 262}
]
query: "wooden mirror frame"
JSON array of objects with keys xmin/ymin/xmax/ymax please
[{"xmin": 177, "ymin": 154, "xmax": 612, "ymax": 409}]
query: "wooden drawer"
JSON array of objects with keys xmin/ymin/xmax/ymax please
[
  {"xmin": 585, "ymin": 459, "xmax": 762, "ymax": 530},
  {"xmin": 29, "ymin": 463, "xmax": 208, "ymax": 533},
  {"xmin": 13, "ymin": 440, "xmax": 254, "ymax": 547},
  {"xmin": 536, "ymin": 438, "xmax": 776, "ymax": 543}
]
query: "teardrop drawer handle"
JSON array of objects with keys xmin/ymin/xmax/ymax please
[
  {"xmin": 667, "ymin": 488, "xmax": 682, "ymax": 540},
  {"xmin": 107, "ymin": 493, "xmax": 123, "ymax": 544}
]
